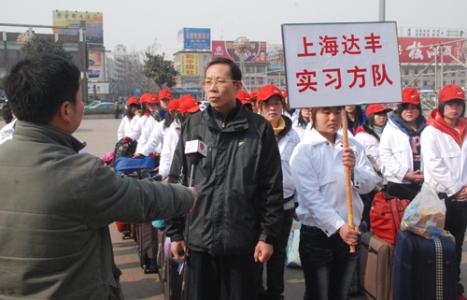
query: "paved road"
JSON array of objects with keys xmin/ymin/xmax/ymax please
[{"xmin": 1, "ymin": 117, "xmax": 465, "ymax": 299}]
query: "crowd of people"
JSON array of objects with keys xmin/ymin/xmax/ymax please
[{"xmin": 0, "ymin": 54, "xmax": 465, "ymax": 300}]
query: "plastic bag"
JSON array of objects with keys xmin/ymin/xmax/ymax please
[
  {"xmin": 285, "ymin": 221, "xmax": 302, "ymax": 268},
  {"xmin": 400, "ymin": 184, "xmax": 453, "ymax": 240}
]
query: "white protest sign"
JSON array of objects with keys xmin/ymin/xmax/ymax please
[{"xmin": 282, "ymin": 22, "xmax": 402, "ymax": 108}]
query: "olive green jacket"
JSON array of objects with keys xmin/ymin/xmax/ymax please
[{"xmin": 0, "ymin": 121, "xmax": 193, "ymax": 299}]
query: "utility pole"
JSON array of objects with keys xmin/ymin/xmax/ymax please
[
  {"xmin": 379, "ymin": 0, "xmax": 386, "ymax": 21},
  {"xmin": 78, "ymin": 21, "xmax": 88, "ymax": 102}
]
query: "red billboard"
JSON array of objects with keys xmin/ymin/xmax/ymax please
[
  {"xmin": 398, "ymin": 37, "xmax": 465, "ymax": 63},
  {"xmin": 212, "ymin": 40, "xmax": 267, "ymax": 62}
]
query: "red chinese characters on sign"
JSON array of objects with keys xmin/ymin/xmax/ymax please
[
  {"xmin": 323, "ymin": 68, "xmax": 342, "ymax": 89},
  {"xmin": 295, "ymin": 65, "xmax": 393, "ymax": 93},
  {"xmin": 342, "ymin": 34, "xmax": 361, "ymax": 55},
  {"xmin": 297, "ymin": 37, "xmax": 317, "ymax": 57},
  {"xmin": 319, "ymin": 35, "xmax": 339, "ymax": 56},
  {"xmin": 296, "ymin": 70, "xmax": 318, "ymax": 92},
  {"xmin": 297, "ymin": 33, "xmax": 383, "ymax": 58}
]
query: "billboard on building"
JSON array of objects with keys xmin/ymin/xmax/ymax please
[
  {"xmin": 398, "ymin": 37, "xmax": 465, "ymax": 63},
  {"xmin": 178, "ymin": 28, "xmax": 211, "ymax": 50},
  {"xmin": 268, "ymin": 44, "xmax": 284, "ymax": 72},
  {"xmin": 180, "ymin": 53, "xmax": 200, "ymax": 76},
  {"xmin": 88, "ymin": 47, "xmax": 104, "ymax": 80},
  {"xmin": 53, "ymin": 10, "xmax": 104, "ymax": 44},
  {"xmin": 212, "ymin": 40, "xmax": 267, "ymax": 63}
]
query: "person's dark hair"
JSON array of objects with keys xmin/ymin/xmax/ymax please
[
  {"xmin": 163, "ymin": 110, "xmax": 176, "ymax": 129},
  {"xmin": 438, "ymin": 100, "xmax": 465, "ymax": 117},
  {"xmin": 298, "ymin": 110, "xmax": 309, "ymax": 128},
  {"xmin": 2, "ymin": 102, "xmax": 13, "ymax": 124},
  {"xmin": 5, "ymin": 54, "xmax": 80, "ymax": 124},
  {"xmin": 205, "ymin": 57, "xmax": 242, "ymax": 81}
]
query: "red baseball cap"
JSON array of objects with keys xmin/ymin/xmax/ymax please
[
  {"xmin": 236, "ymin": 90, "xmax": 252, "ymax": 105},
  {"xmin": 365, "ymin": 104, "xmax": 391, "ymax": 117},
  {"xmin": 178, "ymin": 95, "xmax": 199, "ymax": 113},
  {"xmin": 167, "ymin": 99, "xmax": 180, "ymax": 111},
  {"xmin": 127, "ymin": 96, "xmax": 139, "ymax": 106},
  {"xmin": 159, "ymin": 89, "xmax": 173, "ymax": 101},
  {"xmin": 250, "ymin": 90, "xmax": 258, "ymax": 99},
  {"xmin": 438, "ymin": 84, "xmax": 465, "ymax": 103},
  {"xmin": 257, "ymin": 84, "xmax": 284, "ymax": 103},
  {"xmin": 140, "ymin": 93, "xmax": 159, "ymax": 104},
  {"xmin": 402, "ymin": 88, "xmax": 421, "ymax": 105}
]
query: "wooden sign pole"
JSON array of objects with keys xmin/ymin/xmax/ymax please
[{"xmin": 341, "ymin": 109, "xmax": 356, "ymax": 254}]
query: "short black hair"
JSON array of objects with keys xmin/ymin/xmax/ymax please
[
  {"xmin": 205, "ymin": 57, "xmax": 242, "ymax": 81},
  {"xmin": 5, "ymin": 54, "xmax": 80, "ymax": 124},
  {"xmin": 439, "ymin": 100, "xmax": 465, "ymax": 117}
]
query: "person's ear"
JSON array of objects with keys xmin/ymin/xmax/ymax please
[
  {"xmin": 58, "ymin": 100, "xmax": 73, "ymax": 123},
  {"xmin": 234, "ymin": 80, "xmax": 243, "ymax": 92}
]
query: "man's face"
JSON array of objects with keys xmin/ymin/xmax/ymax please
[
  {"xmin": 69, "ymin": 88, "xmax": 84, "ymax": 133},
  {"xmin": 203, "ymin": 64, "xmax": 241, "ymax": 113}
]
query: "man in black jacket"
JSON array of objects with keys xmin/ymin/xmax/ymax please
[{"xmin": 167, "ymin": 57, "xmax": 284, "ymax": 300}]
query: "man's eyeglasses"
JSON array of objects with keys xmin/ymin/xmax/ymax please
[{"xmin": 201, "ymin": 78, "xmax": 237, "ymax": 87}]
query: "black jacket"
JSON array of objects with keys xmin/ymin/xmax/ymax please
[{"xmin": 167, "ymin": 102, "xmax": 284, "ymax": 256}]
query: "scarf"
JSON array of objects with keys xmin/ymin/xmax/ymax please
[
  {"xmin": 427, "ymin": 109, "xmax": 467, "ymax": 147},
  {"xmin": 272, "ymin": 117, "xmax": 286, "ymax": 137}
]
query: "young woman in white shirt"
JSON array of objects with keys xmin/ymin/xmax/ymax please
[
  {"xmin": 379, "ymin": 87, "xmax": 426, "ymax": 201},
  {"xmin": 256, "ymin": 84, "xmax": 300, "ymax": 300},
  {"xmin": 290, "ymin": 106, "xmax": 376, "ymax": 300},
  {"xmin": 117, "ymin": 96, "xmax": 140, "ymax": 140},
  {"xmin": 421, "ymin": 84, "xmax": 466, "ymax": 299}
]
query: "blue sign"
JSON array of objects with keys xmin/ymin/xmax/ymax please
[{"xmin": 181, "ymin": 28, "xmax": 211, "ymax": 50}]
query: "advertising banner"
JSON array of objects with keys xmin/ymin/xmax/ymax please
[
  {"xmin": 53, "ymin": 10, "xmax": 104, "ymax": 44},
  {"xmin": 212, "ymin": 40, "xmax": 267, "ymax": 63},
  {"xmin": 282, "ymin": 22, "xmax": 402, "ymax": 108},
  {"xmin": 398, "ymin": 37, "xmax": 465, "ymax": 63},
  {"xmin": 88, "ymin": 48, "xmax": 103, "ymax": 80},
  {"xmin": 180, "ymin": 53, "xmax": 200, "ymax": 76},
  {"xmin": 178, "ymin": 28, "xmax": 211, "ymax": 50}
]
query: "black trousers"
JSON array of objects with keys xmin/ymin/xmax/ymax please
[
  {"xmin": 186, "ymin": 250, "xmax": 260, "ymax": 300},
  {"xmin": 259, "ymin": 208, "xmax": 295, "ymax": 300},
  {"xmin": 299, "ymin": 225, "xmax": 358, "ymax": 300},
  {"xmin": 444, "ymin": 198, "xmax": 467, "ymax": 295}
]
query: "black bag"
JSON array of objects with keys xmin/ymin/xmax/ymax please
[
  {"xmin": 164, "ymin": 257, "xmax": 183, "ymax": 300},
  {"xmin": 113, "ymin": 137, "xmax": 137, "ymax": 165}
]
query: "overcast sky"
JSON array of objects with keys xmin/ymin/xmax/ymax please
[{"xmin": 1, "ymin": 0, "xmax": 466, "ymax": 57}]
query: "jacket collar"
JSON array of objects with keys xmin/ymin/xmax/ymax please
[
  {"xmin": 303, "ymin": 127, "xmax": 343, "ymax": 147},
  {"xmin": 389, "ymin": 113, "xmax": 426, "ymax": 136},
  {"xmin": 276, "ymin": 115, "xmax": 293, "ymax": 141},
  {"xmin": 428, "ymin": 109, "xmax": 467, "ymax": 147},
  {"xmin": 13, "ymin": 121, "xmax": 86, "ymax": 153},
  {"xmin": 204, "ymin": 101, "xmax": 249, "ymax": 133}
]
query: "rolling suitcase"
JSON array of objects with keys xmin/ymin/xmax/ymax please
[
  {"xmin": 164, "ymin": 257, "xmax": 183, "ymax": 300},
  {"xmin": 360, "ymin": 232, "xmax": 394, "ymax": 300},
  {"xmin": 393, "ymin": 230, "xmax": 457, "ymax": 300}
]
